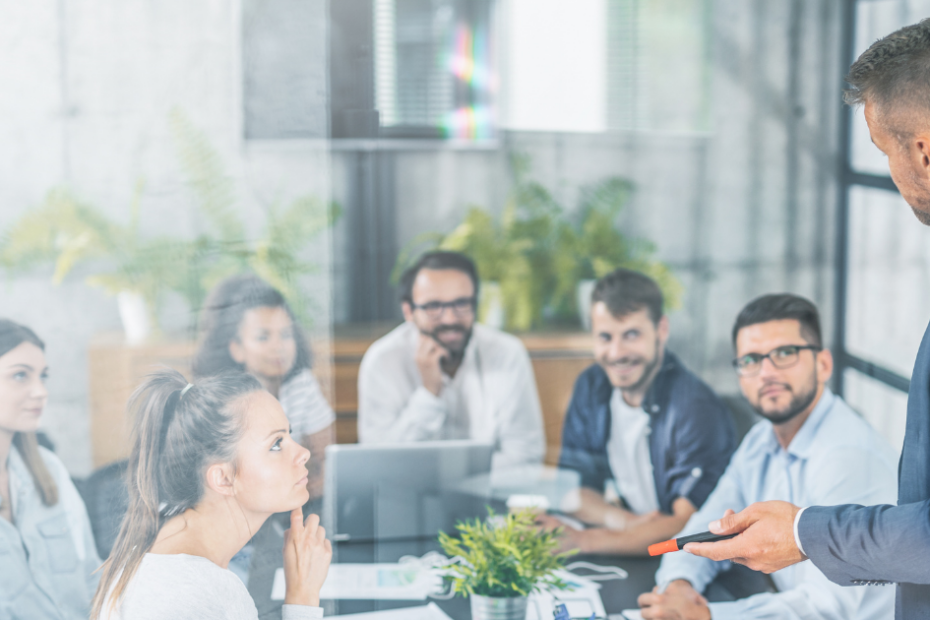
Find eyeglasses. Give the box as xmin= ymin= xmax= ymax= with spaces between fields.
xmin=732 ymin=344 xmax=821 ymax=377
xmin=410 ymin=297 xmax=476 ymax=320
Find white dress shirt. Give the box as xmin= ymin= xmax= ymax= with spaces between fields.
xmin=357 ymin=322 xmax=545 ymax=470
xmin=655 ymin=390 xmax=897 ymax=620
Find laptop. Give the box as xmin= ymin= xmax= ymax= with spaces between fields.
xmin=322 ymin=441 xmax=495 ymax=542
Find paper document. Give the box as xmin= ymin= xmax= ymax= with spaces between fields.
xmin=526 ymin=570 xmax=606 ymax=620
xmin=271 ymin=564 xmax=438 ymax=601
xmin=331 ymin=602 xmax=453 ymax=619
xmin=617 ymin=610 xmax=643 ymax=620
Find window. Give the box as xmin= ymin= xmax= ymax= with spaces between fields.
xmin=501 ymin=0 xmax=711 ymax=133
xmin=835 ymin=0 xmax=930 ymax=452
xmin=374 ymin=0 xmax=495 ymax=139
xmin=844 ymin=368 xmax=908 ymax=454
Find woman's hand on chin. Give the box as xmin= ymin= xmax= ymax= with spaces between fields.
xmin=283 ymin=508 xmax=333 ymax=607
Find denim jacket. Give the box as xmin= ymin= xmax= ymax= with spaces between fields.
xmin=558 ymin=351 xmax=737 ymax=514
xmin=0 ymin=445 xmax=101 ymax=620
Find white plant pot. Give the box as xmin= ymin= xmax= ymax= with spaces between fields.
xmin=117 ymin=291 xmax=151 ymax=345
xmin=470 ymin=594 xmax=528 ymax=620
xmin=479 ymin=281 xmax=505 ymax=329
xmin=576 ymin=279 xmax=597 ymax=331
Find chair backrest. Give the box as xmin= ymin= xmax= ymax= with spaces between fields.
xmin=74 ymin=460 xmax=130 ymax=559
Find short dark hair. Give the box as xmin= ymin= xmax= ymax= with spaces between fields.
xmin=192 ymin=273 xmax=312 ymax=379
xmin=591 ymin=268 xmax=663 ymax=324
xmin=845 ymin=19 xmax=930 ymax=137
xmin=731 ymin=294 xmax=822 ymax=349
xmin=399 ymin=251 xmax=480 ymax=304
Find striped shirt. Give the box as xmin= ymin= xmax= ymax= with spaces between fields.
xmin=277 ymin=369 xmax=335 ymax=440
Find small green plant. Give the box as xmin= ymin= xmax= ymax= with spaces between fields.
xmin=438 ymin=509 xmax=574 ymax=598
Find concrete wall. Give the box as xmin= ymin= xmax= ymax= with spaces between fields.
xmin=0 ymin=0 xmax=334 ymax=476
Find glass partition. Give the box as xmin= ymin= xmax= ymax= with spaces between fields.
xmin=0 ymin=1 xmax=893 ymax=617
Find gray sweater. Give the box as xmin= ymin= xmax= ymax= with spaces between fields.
xmin=99 ymin=553 xmax=323 ymax=620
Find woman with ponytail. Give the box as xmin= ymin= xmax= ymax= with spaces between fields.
xmin=0 ymin=319 xmax=101 ymax=619
xmin=92 ymin=368 xmax=331 ymax=619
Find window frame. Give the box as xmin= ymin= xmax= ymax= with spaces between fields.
xmin=833 ymin=0 xmax=911 ymax=397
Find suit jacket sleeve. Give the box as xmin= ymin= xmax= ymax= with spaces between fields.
xmin=800 ymin=500 xmax=930 ymax=585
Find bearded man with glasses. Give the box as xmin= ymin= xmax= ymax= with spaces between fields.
xmin=638 ymin=294 xmax=896 ymax=620
xmin=357 ymin=251 xmax=545 ymax=469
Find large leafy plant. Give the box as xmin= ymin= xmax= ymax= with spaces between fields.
xmin=0 ymin=109 xmax=338 ymax=330
xmin=395 ymin=156 xmax=680 ymax=331
xmin=393 ymin=156 xmax=560 ymax=332
xmin=438 ymin=509 xmax=573 ymax=598
xmin=548 ymin=177 xmax=682 ymax=319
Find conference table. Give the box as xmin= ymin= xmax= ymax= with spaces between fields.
xmin=247 ymin=510 xmax=661 ymax=620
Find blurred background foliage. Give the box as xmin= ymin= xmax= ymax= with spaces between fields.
xmin=0 ymin=109 xmax=340 ymax=332
xmin=394 ymin=155 xmax=681 ymax=331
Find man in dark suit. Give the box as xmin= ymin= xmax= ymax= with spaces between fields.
xmin=684 ymin=19 xmax=930 ymax=620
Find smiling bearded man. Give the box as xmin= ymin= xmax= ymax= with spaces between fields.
xmin=542 ymin=268 xmax=736 ymax=556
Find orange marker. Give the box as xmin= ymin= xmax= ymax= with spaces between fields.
xmin=648 ymin=531 xmax=737 ymax=556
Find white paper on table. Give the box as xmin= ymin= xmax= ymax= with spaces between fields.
xmin=617 ymin=610 xmax=643 ymax=620
xmin=331 ymin=602 xmax=453 ymax=619
xmin=271 ymin=564 xmax=438 ymax=601
xmin=525 ymin=571 xmax=606 ymax=620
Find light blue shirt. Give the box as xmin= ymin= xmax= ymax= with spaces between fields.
xmin=655 ymin=389 xmax=897 ymax=620
xmin=0 ymin=445 xmax=101 ymax=619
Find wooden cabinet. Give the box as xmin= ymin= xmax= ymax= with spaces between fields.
xmin=88 ymin=327 xmax=593 ymax=469
xmin=88 ymin=334 xmax=197 ymax=468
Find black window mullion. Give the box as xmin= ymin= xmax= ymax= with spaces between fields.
xmin=835 ymin=0 xmax=909 ymax=396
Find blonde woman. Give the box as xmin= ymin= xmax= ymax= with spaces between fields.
xmin=92 ymin=369 xmax=331 ymax=619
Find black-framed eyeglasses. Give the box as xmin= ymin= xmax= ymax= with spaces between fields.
xmin=410 ymin=296 xmax=476 ymax=320
xmin=732 ymin=344 xmax=821 ymax=377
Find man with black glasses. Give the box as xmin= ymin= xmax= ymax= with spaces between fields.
xmin=638 ymin=294 xmax=895 ymax=620
xmin=357 ymin=251 xmax=545 ymax=469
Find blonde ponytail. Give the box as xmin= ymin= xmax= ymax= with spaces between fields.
xmin=91 ymin=369 xmax=261 ymax=619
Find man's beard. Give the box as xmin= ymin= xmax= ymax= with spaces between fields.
xmin=426 ymin=324 xmax=473 ymax=364
xmin=753 ymin=377 xmax=818 ymax=425
xmin=912 ymin=205 xmax=930 ymax=226
xmin=603 ymin=340 xmax=662 ymax=393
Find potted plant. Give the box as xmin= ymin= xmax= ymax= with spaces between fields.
xmin=438 ymin=509 xmax=574 ymax=620
xmin=394 ymin=155 xmax=681 ymax=332
xmin=392 ymin=155 xmax=562 ymax=332
xmin=549 ymin=177 xmax=682 ymax=329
